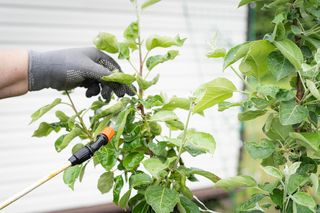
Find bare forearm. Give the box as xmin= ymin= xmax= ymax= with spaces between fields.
xmin=0 ymin=49 xmax=28 ymax=99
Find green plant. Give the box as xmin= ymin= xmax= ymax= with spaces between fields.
xmin=30 ymin=0 xmax=225 ymax=212
xmin=207 ymin=0 xmax=320 ymax=212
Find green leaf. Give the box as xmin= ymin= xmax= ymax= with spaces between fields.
xmin=63 ymin=165 xmax=81 ymax=190
xmin=93 ymin=116 xmax=111 ymax=137
xmin=262 ymin=166 xmax=283 ymax=179
xmin=267 ymin=51 xmax=296 ymax=81
xmin=143 ymin=157 xmax=176 ymax=177
xmin=207 ymin=48 xmax=226 ymax=58
xmin=190 ymin=168 xmax=220 ymax=183
xmin=124 ymin=21 xmax=138 ymax=42
xmin=101 ymin=71 xmax=136 ymax=85
xmin=119 ymin=189 xmax=132 ymax=209
xmin=136 ymin=74 xmax=159 ymax=90
xmin=214 ymin=175 xmax=256 ymax=190
xmin=306 ymin=79 xmax=320 ymax=100
xmin=162 ymin=97 xmax=191 ymax=111
xmin=245 ymin=139 xmax=275 ymax=159
xmin=146 ymin=35 xmax=186 ymax=51
xmin=165 ymin=120 xmax=184 ymax=131
xmin=169 ymin=130 xmax=216 ymax=156
xmin=123 ymin=152 xmax=144 ymax=170
xmin=289 ymin=132 xmax=320 ymax=153
xmin=72 ymin=143 xmax=84 ymax=154
xmin=238 ymin=0 xmax=257 ymax=7
xmin=55 ymin=126 xmax=81 ymax=152
xmin=279 ymin=101 xmax=308 ymax=125
xmin=141 ymin=0 xmax=161 ymax=9
xmin=148 ymin=142 xmax=167 ymax=157
xmin=274 ymin=39 xmax=303 ymax=69
xmin=223 ymin=41 xmax=251 ymax=69
xmin=179 ymin=196 xmax=200 ymax=213
xmin=113 ymin=175 xmax=124 ymax=204
xmin=287 ymin=174 xmax=308 ymax=195
xmin=292 ymin=192 xmax=316 ymax=211
xmin=97 ymin=172 xmax=114 ymax=194
xmin=129 ymin=173 xmax=153 ymax=188
xmin=193 ymin=77 xmax=236 ymax=113
xmin=218 ymin=101 xmax=242 ymax=111
xmin=55 ymin=110 xmax=69 ymax=122
xmin=142 ymin=95 xmax=165 ymax=109
xmin=114 ymin=108 xmax=131 ymax=148
xmin=32 ymin=122 xmax=57 ymax=137
xmin=118 ymin=42 xmax=130 ymax=59
xmin=30 ymin=98 xmax=61 ymax=123
xmin=243 ymin=40 xmax=276 ymax=80
xmin=263 ymin=116 xmax=293 ymax=141
xmin=238 ymin=110 xmax=267 ymax=121
xmin=94 ymin=32 xmax=119 ymax=53
xmin=150 ymin=110 xmax=178 ymax=122
xmin=95 ymin=146 xmax=118 ymax=171
xmin=146 ymin=50 xmax=179 ymax=71
xmin=145 ymin=185 xmax=179 ymax=213
xmin=237 ymin=194 xmax=266 ymax=211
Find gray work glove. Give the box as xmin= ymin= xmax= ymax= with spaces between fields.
xmin=28 ymin=47 xmax=135 ymax=102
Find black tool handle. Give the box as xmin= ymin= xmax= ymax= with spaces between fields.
xmin=68 ymin=134 xmax=108 ymax=166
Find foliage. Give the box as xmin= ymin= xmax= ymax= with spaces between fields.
xmin=31 ymin=0 xmax=221 ymax=212
xmin=31 ymin=0 xmax=320 ymax=212
xmin=219 ymin=0 xmax=320 ymax=212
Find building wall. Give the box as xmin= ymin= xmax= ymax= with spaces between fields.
xmin=0 ymin=0 xmax=247 ymax=212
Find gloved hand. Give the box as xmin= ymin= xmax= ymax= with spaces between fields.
xmin=28 ymin=47 xmax=135 ymax=102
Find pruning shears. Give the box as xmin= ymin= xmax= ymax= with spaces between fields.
xmin=0 ymin=126 xmax=115 ymax=210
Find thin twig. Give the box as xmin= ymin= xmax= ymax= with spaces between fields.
xmin=65 ymin=90 xmax=93 ymax=141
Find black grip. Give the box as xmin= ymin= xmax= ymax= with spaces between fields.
xmin=68 ymin=134 xmax=108 ymax=166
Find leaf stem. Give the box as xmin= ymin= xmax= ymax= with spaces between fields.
xmin=230 ymin=66 xmax=250 ymax=89
xmin=174 ymin=101 xmax=194 ymax=168
xmin=65 ymin=90 xmax=93 ymax=141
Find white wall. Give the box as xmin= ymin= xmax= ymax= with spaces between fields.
xmin=0 ymin=0 xmax=247 ymax=212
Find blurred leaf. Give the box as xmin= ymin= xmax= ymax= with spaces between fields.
xmin=141 ymin=0 xmax=161 ymax=9
xmin=119 ymin=189 xmax=132 ymax=209
xmin=279 ymin=101 xmax=308 ymax=125
xmin=146 ymin=50 xmax=179 ymax=70
xmin=245 ymin=139 xmax=275 ymax=159
xmin=32 ymin=122 xmax=58 ymax=137
xmin=287 ymin=174 xmax=308 ymax=195
xmin=124 ymin=22 xmax=138 ymax=42
xmin=63 ymin=165 xmax=81 ymax=190
xmin=238 ymin=0 xmax=257 ymax=7
xmin=306 ymin=79 xmax=320 ymax=100
xmin=179 ymin=196 xmax=200 ymax=213
xmin=146 ymin=35 xmax=186 ymax=51
xmin=55 ymin=110 xmax=69 ymax=122
xmin=143 ymin=157 xmax=176 ymax=177
xmin=262 ymin=166 xmax=283 ymax=179
xmin=214 ymin=175 xmax=256 ymax=190
xmin=129 ymin=173 xmax=153 ymax=188
xmin=238 ymin=110 xmax=267 ymax=121
xmin=145 ymin=185 xmax=179 ymax=213
xmin=165 ymin=120 xmax=184 ymax=131
xmin=95 ymin=145 xmax=118 ymax=171
xmin=123 ymin=152 xmax=144 ymax=170
xmin=137 ymin=74 xmax=159 ymax=90
xmin=101 ymin=71 xmax=136 ymax=85
xmin=292 ymin=192 xmax=316 ymax=211
xmin=207 ymin=48 xmax=226 ymax=58
xmin=289 ymin=132 xmax=320 ymax=152
xmin=193 ymin=77 xmax=236 ymax=113
xmin=162 ymin=96 xmax=191 ymax=111
xmin=94 ymin=32 xmax=119 ymax=53
xmin=223 ymin=41 xmax=251 ymax=69
xmin=150 ymin=110 xmax=178 ymax=122
xmin=55 ymin=126 xmax=82 ymax=152
xmin=274 ymin=39 xmax=303 ymax=69
xmin=237 ymin=194 xmax=266 ymax=211
xmin=267 ymin=51 xmax=296 ymax=81
xmin=98 ymin=172 xmax=114 ymax=194
xmin=113 ymin=175 xmax=124 ymax=204
xmin=30 ymin=98 xmax=61 ymax=123
xmin=190 ymin=168 xmax=220 ymax=183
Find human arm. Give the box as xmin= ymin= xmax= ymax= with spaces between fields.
xmin=0 ymin=49 xmax=28 ymax=99
xmin=0 ymin=47 xmax=134 ymax=100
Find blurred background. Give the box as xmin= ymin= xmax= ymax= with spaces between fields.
xmin=0 ymin=0 xmax=263 ymax=212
